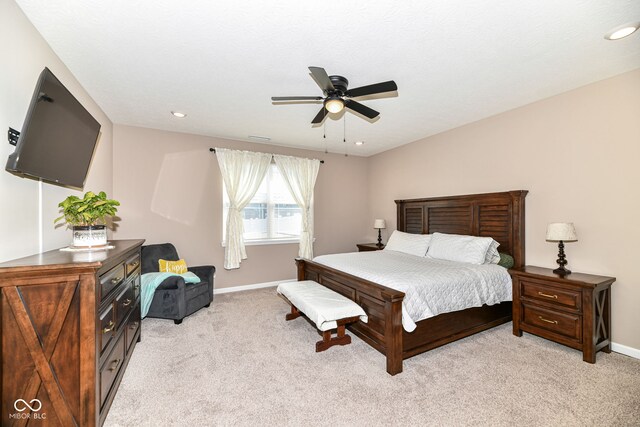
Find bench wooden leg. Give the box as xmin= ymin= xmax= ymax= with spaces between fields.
xmin=316 ymin=325 xmax=352 ymax=352
xmin=285 ymin=305 xmax=301 ymax=321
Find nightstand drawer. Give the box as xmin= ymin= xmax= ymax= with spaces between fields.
xmin=522 ymin=304 xmax=581 ymax=341
xmin=520 ymin=279 xmax=581 ymax=310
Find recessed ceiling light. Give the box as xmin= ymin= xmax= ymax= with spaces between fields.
xmin=354 ymin=141 xmax=365 ymax=146
xmin=248 ymin=135 xmax=271 ymax=141
xmin=604 ymin=23 xmax=640 ymax=40
xmin=171 ymin=111 xmax=187 ymax=118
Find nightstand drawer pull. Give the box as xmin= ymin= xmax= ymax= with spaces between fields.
xmin=538 ymin=316 xmax=558 ymax=325
xmin=537 ymin=291 xmax=558 ymax=299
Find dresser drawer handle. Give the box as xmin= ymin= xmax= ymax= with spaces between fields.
xmin=538 ymin=316 xmax=558 ymax=325
xmin=129 ymin=260 xmax=140 ymax=268
xmin=130 ymin=321 xmax=139 ymax=330
xmin=108 ymin=358 xmax=121 ymax=372
xmin=110 ymin=277 xmax=122 ymax=285
xmin=122 ymin=298 xmax=132 ymax=307
xmin=538 ymin=291 xmax=558 ymax=299
xmin=102 ymin=320 xmax=115 ymax=334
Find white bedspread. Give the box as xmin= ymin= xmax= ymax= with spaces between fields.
xmin=313 ymin=251 xmax=512 ymax=332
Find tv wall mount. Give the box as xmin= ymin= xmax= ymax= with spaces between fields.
xmin=8 ymin=127 xmax=19 ymax=146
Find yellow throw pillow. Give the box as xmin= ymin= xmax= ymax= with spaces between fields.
xmin=158 ymin=259 xmax=188 ymax=274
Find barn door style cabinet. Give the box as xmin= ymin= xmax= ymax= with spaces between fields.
xmin=0 ymin=239 xmax=144 ymax=426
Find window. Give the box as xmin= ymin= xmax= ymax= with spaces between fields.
xmin=223 ymin=164 xmax=302 ymax=243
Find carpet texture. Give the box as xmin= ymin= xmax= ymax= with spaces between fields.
xmin=105 ymin=288 xmax=640 ymax=426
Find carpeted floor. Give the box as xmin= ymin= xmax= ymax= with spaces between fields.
xmin=105 ymin=288 xmax=640 ymax=426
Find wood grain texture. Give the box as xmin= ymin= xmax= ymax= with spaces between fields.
xmin=0 ymin=240 xmax=143 ymax=426
xmin=298 ymin=190 xmax=527 ymax=374
xmin=510 ymin=266 xmax=615 ymax=363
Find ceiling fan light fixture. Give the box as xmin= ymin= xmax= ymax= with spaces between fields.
xmin=325 ymin=97 xmax=344 ymax=113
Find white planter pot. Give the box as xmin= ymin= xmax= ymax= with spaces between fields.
xmin=72 ymin=225 xmax=107 ymax=248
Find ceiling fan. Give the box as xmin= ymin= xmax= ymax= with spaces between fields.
xmin=271 ymin=66 xmax=398 ymax=124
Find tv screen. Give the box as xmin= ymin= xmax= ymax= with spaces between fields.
xmin=6 ymin=67 xmax=101 ymax=189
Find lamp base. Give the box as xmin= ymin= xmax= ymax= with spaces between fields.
xmin=553 ymin=267 xmax=571 ymax=276
xmin=554 ymin=240 xmax=571 ymax=276
xmin=376 ymin=228 xmax=383 ymax=248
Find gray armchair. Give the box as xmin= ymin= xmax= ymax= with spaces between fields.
xmin=141 ymin=243 xmax=215 ymax=324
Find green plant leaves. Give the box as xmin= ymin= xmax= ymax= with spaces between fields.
xmin=54 ymin=191 xmax=120 ymax=227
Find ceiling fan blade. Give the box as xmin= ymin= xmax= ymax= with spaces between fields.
xmin=311 ymin=107 xmax=328 ymax=124
xmin=309 ymin=66 xmax=335 ymax=93
xmin=345 ymin=100 xmax=379 ymax=119
xmin=271 ymin=96 xmax=323 ymax=101
xmin=345 ymin=80 xmax=398 ymax=98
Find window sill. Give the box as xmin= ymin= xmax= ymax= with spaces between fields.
xmin=221 ymin=238 xmax=301 ymax=247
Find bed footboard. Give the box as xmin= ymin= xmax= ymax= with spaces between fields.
xmin=296 ymin=258 xmax=405 ymax=375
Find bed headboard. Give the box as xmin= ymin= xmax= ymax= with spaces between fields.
xmin=395 ymin=190 xmax=527 ymax=268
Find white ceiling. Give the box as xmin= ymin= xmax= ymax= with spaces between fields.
xmin=15 ymin=0 xmax=640 ymax=156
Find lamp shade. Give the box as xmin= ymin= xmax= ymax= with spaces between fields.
xmin=546 ymin=223 xmax=578 ymax=242
xmin=373 ymin=219 xmax=386 ymax=229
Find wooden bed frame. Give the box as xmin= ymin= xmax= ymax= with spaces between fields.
xmin=295 ymin=190 xmax=527 ymax=375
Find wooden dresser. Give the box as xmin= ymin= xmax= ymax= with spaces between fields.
xmin=510 ymin=265 xmax=615 ymax=363
xmin=0 ymin=239 xmax=144 ymax=426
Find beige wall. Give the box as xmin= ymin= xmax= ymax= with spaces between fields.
xmin=112 ymin=125 xmax=369 ymax=288
xmin=368 ymin=69 xmax=640 ymax=350
xmin=0 ymin=0 xmax=114 ymax=262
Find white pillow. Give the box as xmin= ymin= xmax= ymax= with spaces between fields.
xmin=384 ymin=230 xmax=431 ymax=257
xmin=484 ymin=239 xmax=501 ymax=264
xmin=427 ymin=232 xmax=494 ymax=265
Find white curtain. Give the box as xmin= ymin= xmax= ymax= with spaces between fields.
xmin=274 ymin=154 xmax=320 ymax=259
xmin=216 ymin=148 xmax=272 ymax=270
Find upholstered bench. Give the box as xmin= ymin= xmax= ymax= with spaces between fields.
xmin=277 ymin=280 xmax=368 ymax=352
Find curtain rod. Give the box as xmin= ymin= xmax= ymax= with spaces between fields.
xmin=209 ymin=148 xmax=324 ymax=164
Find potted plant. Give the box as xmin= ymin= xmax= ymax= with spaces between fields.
xmin=54 ymin=191 xmax=120 ymax=248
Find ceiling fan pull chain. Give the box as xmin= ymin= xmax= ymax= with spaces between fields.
xmin=323 ymin=114 xmax=328 ymax=153
xmin=344 ymin=115 xmax=348 ymax=157
xmin=343 ymin=114 xmax=346 ymax=143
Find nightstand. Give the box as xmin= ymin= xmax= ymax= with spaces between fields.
xmin=510 ymin=266 xmax=615 ymax=363
xmin=357 ymin=243 xmax=385 ymax=252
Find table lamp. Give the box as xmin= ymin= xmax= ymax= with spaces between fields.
xmin=374 ymin=219 xmax=386 ymax=248
xmin=546 ymin=222 xmax=578 ymax=275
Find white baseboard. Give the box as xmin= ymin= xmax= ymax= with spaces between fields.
xmin=611 ymin=342 xmax=640 ymax=360
xmin=214 ymin=278 xmax=295 ymax=295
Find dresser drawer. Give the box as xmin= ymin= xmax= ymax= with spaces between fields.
xmin=131 ymin=273 xmax=141 ymax=300
xmin=520 ymin=279 xmax=581 ymax=310
xmin=125 ymin=254 xmax=141 ymax=277
xmin=115 ymin=281 xmax=136 ymax=328
xmin=522 ymin=304 xmax=582 ymax=341
xmin=100 ymin=333 xmax=126 ymax=408
xmin=125 ymin=303 xmax=141 ymax=354
xmin=100 ymin=264 xmax=125 ymax=301
xmin=99 ymin=304 xmax=116 ymax=353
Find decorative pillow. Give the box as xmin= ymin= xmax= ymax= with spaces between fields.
xmin=497 ymin=253 xmax=514 ymax=269
xmin=158 ymin=259 xmax=188 ymax=274
xmin=427 ymin=232 xmax=494 ymax=265
xmin=484 ymin=239 xmax=501 ymax=264
xmin=384 ymin=230 xmax=431 ymax=257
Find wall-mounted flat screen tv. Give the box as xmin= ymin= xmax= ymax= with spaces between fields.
xmin=5 ymin=67 xmax=101 ymax=189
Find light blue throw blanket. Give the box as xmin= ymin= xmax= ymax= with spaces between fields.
xmin=140 ymin=272 xmax=201 ymax=318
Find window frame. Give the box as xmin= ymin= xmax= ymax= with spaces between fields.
xmin=222 ymin=164 xmax=304 ymax=246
